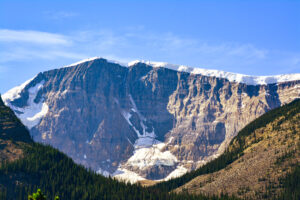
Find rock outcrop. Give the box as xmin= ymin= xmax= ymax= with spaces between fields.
xmin=2 ymin=58 xmax=300 ymax=181
xmin=174 ymin=99 xmax=300 ymax=199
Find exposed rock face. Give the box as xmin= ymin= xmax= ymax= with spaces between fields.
xmin=175 ymin=100 xmax=300 ymax=199
xmin=2 ymin=58 xmax=300 ymax=181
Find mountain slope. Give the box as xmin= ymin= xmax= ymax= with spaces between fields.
xmin=3 ymin=57 xmax=300 ymax=181
xmin=0 ymin=96 xmax=32 ymax=163
xmin=152 ymin=99 xmax=300 ymax=199
xmin=1 ymin=95 xmax=237 ymax=200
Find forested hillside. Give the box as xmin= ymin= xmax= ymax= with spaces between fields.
xmin=152 ymin=99 xmax=300 ymax=199
xmin=1 ymin=94 xmax=298 ymax=199
xmin=0 ymin=95 xmax=236 ymax=200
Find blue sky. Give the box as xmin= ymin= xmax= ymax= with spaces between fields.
xmin=0 ymin=0 xmax=300 ymax=93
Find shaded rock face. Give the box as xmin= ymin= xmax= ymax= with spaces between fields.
xmin=3 ymin=58 xmax=300 ymax=180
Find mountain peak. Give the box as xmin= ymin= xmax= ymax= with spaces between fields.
xmin=2 ymin=57 xmax=300 ymax=182
xmin=61 ymin=57 xmax=300 ymax=85
xmin=127 ymin=59 xmax=300 ymax=85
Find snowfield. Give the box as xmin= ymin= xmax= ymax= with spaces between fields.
xmin=2 ymin=79 xmax=49 ymax=129
xmin=128 ymin=60 xmax=300 ymax=85
xmin=48 ymin=57 xmax=300 ymax=86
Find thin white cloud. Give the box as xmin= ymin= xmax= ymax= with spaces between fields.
xmin=117 ymin=31 xmax=267 ymax=61
xmin=0 ymin=47 xmax=87 ymax=63
xmin=44 ymin=11 xmax=79 ymax=20
xmin=0 ymin=28 xmax=299 ymax=75
xmin=0 ymin=29 xmax=70 ymax=45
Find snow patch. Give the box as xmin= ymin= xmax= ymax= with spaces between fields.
xmin=163 ymin=165 xmax=188 ymax=181
xmin=121 ymin=95 xmax=154 ymax=138
xmin=127 ymin=144 xmax=177 ymax=169
xmin=113 ymin=168 xmax=145 ymax=184
xmin=190 ymin=68 xmax=300 ymax=85
xmin=121 ymin=110 xmax=133 ymax=126
xmin=3 ymin=80 xmax=49 ymax=129
xmin=62 ymin=57 xmax=127 ymax=69
xmin=134 ymin=136 xmax=160 ymax=148
xmin=128 ymin=60 xmax=300 ymax=85
xmin=116 ymin=94 xmax=180 ymax=182
xmin=96 ymin=168 xmax=110 ymax=177
xmin=50 ymin=57 xmax=300 ymax=86
xmin=2 ymin=76 xmax=35 ymax=103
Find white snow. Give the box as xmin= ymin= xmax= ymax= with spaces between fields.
xmin=2 ymin=76 xmax=35 ymax=103
xmin=134 ymin=136 xmax=160 ymax=148
xmin=121 ymin=110 xmax=133 ymax=126
xmin=163 ymin=165 xmax=188 ymax=181
xmin=2 ymin=80 xmax=49 ymax=129
xmin=49 ymin=57 xmax=300 ymax=86
xmin=63 ymin=57 xmax=101 ymax=68
xmin=128 ymin=60 xmax=300 ymax=85
xmin=96 ymin=168 xmax=110 ymax=177
xmin=121 ymin=95 xmax=155 ymax=138
xmin=113 ymin=168 xmax=145 ymax=184
xmin=116 ymin=94 xmax=180 ymax=182
xmin=58 ymin=57 xmax=300 ymax=86
xmin=127 ymin=143 xmax=177 ymax=169
xmin=190 ymin=68 xmax=300 ymax=85
xmin=62 ymin=57 xmax=127 ymax=68
xmin=127 ymin=60 xmax=141 ymax=66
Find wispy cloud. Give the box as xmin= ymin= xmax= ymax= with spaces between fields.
xmin=0 ymin=47 xmax=87 ymax=63
xmin=0 ymin=28 xmax=299 ymax=75
xmin=0 ymin=29 xmax=70 ymax=45
xmin=44 ymin=11 xmax=79 ymax=20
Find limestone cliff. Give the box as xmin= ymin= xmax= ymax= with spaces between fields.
xmin=2 ymin=58 xmax=300 ymax=181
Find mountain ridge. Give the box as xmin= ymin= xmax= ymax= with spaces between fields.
xmin=153 ymin=98 xmax=300 ymax=199
xmin=2 ymin=57 xmax=300 ymax=181
xmin=1 ymin=95 xmax=226 ymax=200
xmin=52 ymin=57 xmax=300 ymax=85
xmin=0 ymin=94 xmax=32 ymax=164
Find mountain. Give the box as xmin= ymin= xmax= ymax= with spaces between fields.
xmin=1 ymin=95 xmax=233 ymax=200
xmin=0 ymin=96 xmax=32 ymax=163
xmin=2 ymin=57 xmax=300 ymax=181
xmin=153 ymin=99 xmax=300 ymax=200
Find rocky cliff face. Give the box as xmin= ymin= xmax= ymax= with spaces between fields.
xmin=2 ymin=58 xmax=300 ymax=181
xmin=175 ymin=99 xmax=300 ymax=199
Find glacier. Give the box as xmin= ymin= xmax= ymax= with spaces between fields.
xmin=59 ymin=57 xmax=300 ymax=85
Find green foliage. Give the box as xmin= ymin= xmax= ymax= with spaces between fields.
xmin=28 ymin=189 xmax=46 ymax=200
xmin=27 ymin=188 xmax=60 ymax=200
xmin=0 ymin=142 xmax=234 ymax=200
xmin=0 ymin=96 xmax=32 ymax=143
xmin=1 ymin=96 xmax=298 ymax=199
xmin=0 ymin=95 xmax=237 ymax=200
xmin=279 ymin=165 xmax=300 ymax=200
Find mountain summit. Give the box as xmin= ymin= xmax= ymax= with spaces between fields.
xmin=2 ymin=57 xmax=300 ymax=181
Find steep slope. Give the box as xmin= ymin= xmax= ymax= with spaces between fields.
xmin=0 ymin=96 xmax=32 ymax=163
xmin=154 ymin=99 xmax=300 ymax=199
xmin=0 ymin=95 xmax=235 ymax=200
xmin=3 ymin=58 xmax=300 ymax=181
